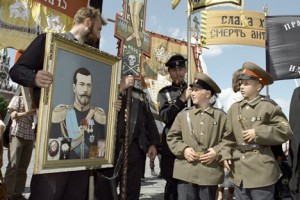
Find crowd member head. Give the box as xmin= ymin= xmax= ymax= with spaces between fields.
xmin=73 ymin=67 xmax=92 ymax=107
xmin=232 ymin=68 xmax=243 ymax=93
xmin=72 ymin=7 xmax=107 ymax=46
xmin=190 ymin=72 xmax=221 ymax=106
xmin=239 ymin=62 xmax=273 ymax=100
xmin=165 ymin=54 xmax=187 ymax=85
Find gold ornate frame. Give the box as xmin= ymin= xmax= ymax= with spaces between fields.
xmin=34 ymin=33 xmax=120 ymax=174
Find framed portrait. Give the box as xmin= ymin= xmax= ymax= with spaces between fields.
xmin=34 ymin=33 xmax=120 ymax=174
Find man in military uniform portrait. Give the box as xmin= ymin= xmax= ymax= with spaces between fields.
xmin=50 ymin=67 xmax=106 ymax=159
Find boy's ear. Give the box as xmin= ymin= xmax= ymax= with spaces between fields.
xmin=257 ymin=83 xmax=263 ymax=91
xmin=206 ymin=90 xmax=212 ymax=98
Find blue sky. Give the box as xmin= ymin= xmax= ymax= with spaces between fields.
xmin=98 ymin=0 xmax=300 ymax=117
xmin=7 ymin=0 xmax=299 ymax=117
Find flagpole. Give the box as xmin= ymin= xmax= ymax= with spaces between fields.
xmin=187 ymin=1 xmax=192 ymax=107
xmin=263 ymin=4 xmax=270 ymax=97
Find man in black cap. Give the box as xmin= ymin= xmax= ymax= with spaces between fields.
xmin=157 ymin=54 xmax=191 ymax=199
xmin=219 ymin=62 xmax=292 ymax=200
xmin=167 ymin=71 xmax=226 ymax=200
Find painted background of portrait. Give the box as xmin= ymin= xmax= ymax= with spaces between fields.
xmin=52 ymin=48 xmax=112 ymax=112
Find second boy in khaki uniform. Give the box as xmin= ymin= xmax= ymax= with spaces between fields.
xmin=220 ymin=62 xmax=292 ymax=200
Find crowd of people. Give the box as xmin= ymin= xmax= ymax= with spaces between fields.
xmin=1 ymin=5 xmax=300 ymax=200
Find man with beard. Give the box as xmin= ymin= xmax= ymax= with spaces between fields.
xmin=9 ymin=7 xmax=106 ymax=200
xmin=50 ymin=68 xmax=106 ymax=159
xmin=157 ymin=54 xmax=191 ymax=200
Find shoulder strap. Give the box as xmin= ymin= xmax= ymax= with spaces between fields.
xmin=238 ymin=102 xmax=246 ymax=131
xmin=17 ymin=96 xmax=22 ymax=112
xmin=186 ymin=111 xmax=208 ymax=151
xmin=186 ymin=111 xmax=194 ymax=134
xmin=165 ymin=92 xmax=172 ymax=104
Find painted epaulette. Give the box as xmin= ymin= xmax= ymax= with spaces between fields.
xmin=92 ymin=107 xmax=106 ymax=125
xmin=52 ymin=104 xmax=72 ymax=123
xmin=260 ymin=96 xmax=278 ymax=106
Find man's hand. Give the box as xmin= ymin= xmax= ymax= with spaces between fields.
xmin=113 ymin=97 xmax=122 ymax=112
xmin=35 ymin=70 xmax=53 ymax=88
xmin=28 ymin=109 xmax=37 ymax=116
xmin=243 ymin=129 xmax=256 ymax=143
xmin=199 ymin=148 xmax=217 ymax=165
xmin=184 ymin=147 xmax=198 ymax=162
xmin=179 ymin=87 xmax=192 ymax=102
xmin=147 ymin=145 xmax=157 ymax=161
xmin=224 ymin=159 xmax=232 ymax=172
xmin=119 ymin=75 xmax=134 ymax=92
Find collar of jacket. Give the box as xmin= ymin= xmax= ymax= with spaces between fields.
xmin=240 ymin=95 xmax=263 ymax=107
xmin=73 ymin=102 xmax=91 ymax=112
xmin=192 ymin=106 xmax=213 ymax=115
xmin=171 ymin=82 xmax=187 ymax=89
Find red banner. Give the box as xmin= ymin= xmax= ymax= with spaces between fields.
xmin=33 ymin=0 xmax=88 ymax=17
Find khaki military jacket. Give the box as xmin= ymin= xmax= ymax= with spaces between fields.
xmin=220 ymin=95 xmax=292 ymax=188
xmin=167 ymin=106 xmax=226 ymax=185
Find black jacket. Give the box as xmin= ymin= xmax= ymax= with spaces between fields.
xmin=289 ymin=86 xmax=300 ymax=193
xmin=9 ymin=33 xmax=47 ymax=106
xmin=117 ymin=87 xmax=160 ymax=157
xmin=157 ymin=82 xmax=187 ymax=156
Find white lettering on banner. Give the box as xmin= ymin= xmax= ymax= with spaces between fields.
xmin=289 ymin=65 xmax=300 ymax=75
xmin=284 ymin=20 xmax=300 ymax=31
xmin=44 ymin=0 xmax=68 ymax=9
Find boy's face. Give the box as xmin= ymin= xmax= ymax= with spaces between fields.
xmin=239 ymin=79 xmax=262 ymax=100
xmin=191 ymin=86 xmax=211 ymax=106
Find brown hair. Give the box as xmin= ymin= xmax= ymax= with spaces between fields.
xmin=73 ymin=7 xmax=107 ymax=26
xmin=232 ymin=68 xmax=243 ymax=93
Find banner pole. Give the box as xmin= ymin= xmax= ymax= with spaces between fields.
xmin=187 ymin=1 xmax=192 ymax=107
xmin=263 ymin=4 xmax=270 ymax=97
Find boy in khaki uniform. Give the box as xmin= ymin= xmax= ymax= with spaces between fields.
xmin=220 ymin=62 xmax=292 ymax=200
xmin=167 ymin=72 xmax=226 ymax=200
